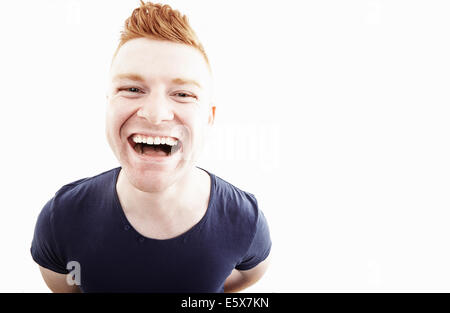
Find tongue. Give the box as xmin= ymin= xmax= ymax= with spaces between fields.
xmin=142 ymin=145 xmax=167 ymax=157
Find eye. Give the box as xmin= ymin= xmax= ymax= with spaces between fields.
xmin=127 ymin=87 xmax=140 ymax=93
xmin=174 ymin=92 xmax=197 ymax=99
xmin=117 ymin=87 xmax=142 ymax=93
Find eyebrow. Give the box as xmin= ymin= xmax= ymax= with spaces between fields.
xmin=171 ymin=78 xmax=202 ymax=89
xmin=112 ymin=73 xmax=202 ymax=89
xmin=112 ymin=73 xmax=146 ymax=82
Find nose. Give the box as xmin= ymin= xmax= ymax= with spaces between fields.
xmin=137 ymin=90 xmax=174 ymax=124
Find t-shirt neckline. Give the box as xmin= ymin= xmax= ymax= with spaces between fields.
xmin=111 ymin=166 xmax=215 ymax=243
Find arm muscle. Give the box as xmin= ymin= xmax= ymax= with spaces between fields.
xmin=38 ymin=266 xmax=81 ymax=293
xmin=224 ymin=254 xmax=271 ymax=293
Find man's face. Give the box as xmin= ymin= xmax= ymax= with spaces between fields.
xmin=106 ymin=38 xmax=214 ymax=192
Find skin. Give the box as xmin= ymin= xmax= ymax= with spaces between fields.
xmin=106 ymin=38 xmax=215 ymax=226
xmin=38 ymin=37 xmax=270 ymax=292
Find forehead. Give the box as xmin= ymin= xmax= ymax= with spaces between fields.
xmin=110 ymin=38 xmax=211 ymax=87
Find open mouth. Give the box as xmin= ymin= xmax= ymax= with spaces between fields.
xmin=128 ymin=134 xmax=182 ymax=157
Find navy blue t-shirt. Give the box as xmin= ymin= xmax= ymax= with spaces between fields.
xmin=30 ymin=167 xmax=272 ymax=293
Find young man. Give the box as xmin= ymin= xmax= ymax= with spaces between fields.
xmin=30 ymin=1 xmax=271 ymax=293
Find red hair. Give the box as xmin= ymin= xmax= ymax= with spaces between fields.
xmin=113 ymin=1 xmax=210 ymax=69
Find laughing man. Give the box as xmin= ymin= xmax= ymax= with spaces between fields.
xmin=30 ymin=1 xmax=272 ymax=293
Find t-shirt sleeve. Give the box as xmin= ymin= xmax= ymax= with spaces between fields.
xmin=30 ymin=198 xmax=68 ymax=274
xmin=235 ymin=207 xmax=272 ymax=271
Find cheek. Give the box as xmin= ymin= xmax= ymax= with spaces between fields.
xmin=105 ymin=103 xmax=135 ymax=158
xmin=185 ymin=109 xmax=210 ymax=146
xmin=106 ymin=99 xmax=135 ymax=136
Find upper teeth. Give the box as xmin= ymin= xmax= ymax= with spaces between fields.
xmin=132 ymin=135 xmax=178 ymax=146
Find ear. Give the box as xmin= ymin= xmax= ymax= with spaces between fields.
xmin=208 ymin=105 xmax=216 ymax=126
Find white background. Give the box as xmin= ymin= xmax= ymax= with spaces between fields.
xmin=0 ymin=0 xmax=449 ymax=292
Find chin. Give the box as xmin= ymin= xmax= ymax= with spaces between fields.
xmin=126 ymin=165 xmax=178 ymax=193
xmin=112 ymin=137 xmax=196 ymax=192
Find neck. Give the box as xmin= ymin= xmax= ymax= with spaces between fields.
xmin=116 ymin=166 xmax=201 ymax=220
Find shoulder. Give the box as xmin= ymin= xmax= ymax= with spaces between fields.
xmin=205 ymin=169 xmax=271 ymax=265
xmin=31 ymin=168 xmax=119 ymax=273
xmin=48 ymin=167 xmax=120 ymax=222
xmin=208 ymin=170 xmax=260 ymax=230
xmin=53 ymin=167 xmax=119 ymax=205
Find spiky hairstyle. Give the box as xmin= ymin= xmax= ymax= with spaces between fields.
xmin=113 ymin=1 xmax=210 ymax=69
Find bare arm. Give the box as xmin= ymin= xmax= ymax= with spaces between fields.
xmin=224 ymin=254 xmax=271 ymax=293
xmin=38 ymin=266 xmax=81 ymax=293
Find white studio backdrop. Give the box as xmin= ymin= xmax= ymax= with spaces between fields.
xmin=0 ymin=0 xmax=449 ymax=292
